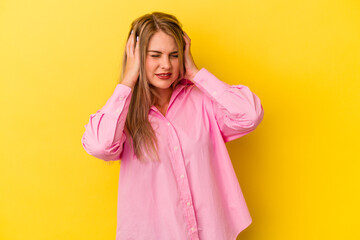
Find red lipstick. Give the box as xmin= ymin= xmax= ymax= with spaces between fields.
xmin=155 ymin=72 xmax=172 ymax=80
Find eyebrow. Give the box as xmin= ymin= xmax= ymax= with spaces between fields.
xmin=147 ymin=50 xmax=178 ymax=54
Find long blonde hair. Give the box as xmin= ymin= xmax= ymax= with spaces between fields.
xmin=120 ymin=12 xmax=186 ymax=163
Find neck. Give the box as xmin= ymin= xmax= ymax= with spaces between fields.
xmin=155 ymin=87 xmax=173 ymax=107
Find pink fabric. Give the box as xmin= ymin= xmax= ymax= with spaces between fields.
xmin=81 ymin=68 xmax=264 ymax=240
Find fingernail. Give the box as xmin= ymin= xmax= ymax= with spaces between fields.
xmin=136 ymin=36 xmax=139 ymax=41
xmin=131 ymin=30 xmax=133 ymax=34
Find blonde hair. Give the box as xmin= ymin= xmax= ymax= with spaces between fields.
xmin=120 ymin=12 xmax=186 ymax=163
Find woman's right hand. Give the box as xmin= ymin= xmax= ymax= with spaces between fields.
xmin=121 ymin=30 xmax=140 ymax=88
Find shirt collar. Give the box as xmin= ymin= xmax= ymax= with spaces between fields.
xmin=150 ymin=78 xmax=193 ymax=113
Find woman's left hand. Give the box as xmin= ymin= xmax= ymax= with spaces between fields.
xmin=182 ymin=31 xmax=199 ymax=81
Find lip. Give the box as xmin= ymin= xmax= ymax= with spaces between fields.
xmin=155 ymin=72 xmax=172 ymax=75
xmin=155 ymin=72 xmax=172 ymax=80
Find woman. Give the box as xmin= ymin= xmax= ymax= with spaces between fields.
xmin=81 ymin=11 xmax=264 ymax=240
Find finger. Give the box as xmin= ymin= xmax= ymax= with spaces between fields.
xmin=126 ymin=36 xmax=130 ymax=56
xmin=182 ymin=34 xmax=188 ymax=46
xmin=183 ymin=35 xmax=190 ymax=53
xmin=129 ymin=32 xmax=136 ymax=56
xmin=183 ymin=31 xmax=191 ymax=42
xmin=134 ymin=36 xmax=140 ymax=56
xmin=182 ymin=31 xmax=188 ymax=42
xmin=183 ymin=32 xmax=191 ymax=49
xmin=126 ymin=31 xmax=133 ymax=56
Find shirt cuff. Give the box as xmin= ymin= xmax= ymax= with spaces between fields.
xmin=192 ymin=68 xmax=230 ymax=101
xmin=100 ymin=83 xmax=132 ymax=115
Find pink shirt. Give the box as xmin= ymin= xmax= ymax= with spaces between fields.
xmin=81 ymin=68 xmax=264 ymax=240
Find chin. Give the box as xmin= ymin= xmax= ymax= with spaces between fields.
xmin=152 ymin=82 xmax=173 ymax=89
xmin=150 ymin=78 xmax=176 ymax=89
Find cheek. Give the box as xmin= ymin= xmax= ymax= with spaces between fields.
xmin=172 ymin=59 xmax=180 ymax=68
xmin=173 ymin=59 xmax=180 ymax=73
xmin=145 ymin=59 xmax=155 ymax=73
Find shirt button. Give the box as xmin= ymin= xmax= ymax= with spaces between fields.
xmin=167 ymin=122 xmax=170 ymax=126
xmin=180 ymin=174 xmax=184 ymax=178
xmin=213 ymin=91 xmax=217 ymax=95
xmin=174 ymin=146 xmax=178 ymax=151
xmin=187 ymin=201 xmax=191 ymax=206
xmin=119 ymin=96 xmax=125 ymax=100
xmin=115 ymin=108 xmax=120 ymax=113
xmin=191 ymin=227 xmax=196 ymax=232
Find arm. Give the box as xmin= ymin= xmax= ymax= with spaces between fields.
xmin=81 ymin=83 xmax=132 ymax=161
xmin=193 ymin=68 xmax=264 ymax=142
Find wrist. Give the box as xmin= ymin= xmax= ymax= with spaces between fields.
xmin=190 ymin=68 xmax=200 ymax=81
xmin=120 ymin=77 xmax=136 ymax=90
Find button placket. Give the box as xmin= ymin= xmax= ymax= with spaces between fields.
xmin=166 ymin=122 xmax=199 ymax=239
xmin=165 ymin=121 xmax=199 ymax=238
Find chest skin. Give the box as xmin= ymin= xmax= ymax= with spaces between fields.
xmin=155 ymin=103 xmax=169 ymax=117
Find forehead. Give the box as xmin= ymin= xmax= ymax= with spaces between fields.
xmin=147 ymin=31 xmax=178 ymax=52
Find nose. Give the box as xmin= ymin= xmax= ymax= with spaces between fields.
xmin=160 ymin=55 xmax=171 ymax=70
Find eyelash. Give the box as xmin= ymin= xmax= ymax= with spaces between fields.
xmin=151 ymin=55 xmax=178 ymax=58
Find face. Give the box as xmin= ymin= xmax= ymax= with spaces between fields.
xmin=145 ymin=31 xmax=180 ymax=91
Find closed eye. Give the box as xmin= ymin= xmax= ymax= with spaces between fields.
xmin=150 ymin=55 xmax=178 ymax=58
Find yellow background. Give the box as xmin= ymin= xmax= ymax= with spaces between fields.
xmin=1 ymin=0 xmax=359 ymax=239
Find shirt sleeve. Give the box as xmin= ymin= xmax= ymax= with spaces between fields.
xmin=81 ymin=83 xmax=132 ymax=161
xmin=192 ymin=68 xmax=264 ymax=143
